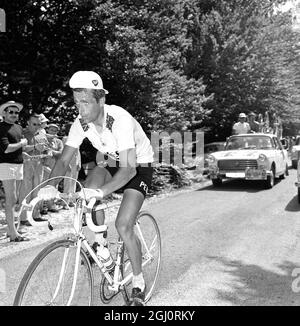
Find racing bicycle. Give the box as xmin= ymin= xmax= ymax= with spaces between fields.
xmin=13 ymin=176 xmax=161 ymax=306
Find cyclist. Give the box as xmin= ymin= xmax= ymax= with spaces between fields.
xmin=44 ymin=71 xmax=154 ymax=306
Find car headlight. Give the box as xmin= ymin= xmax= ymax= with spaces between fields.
xmin=258 ymin=154 xmax=267 ymax=162
xmin=292 ymin=148 xmax=297 ymax=153
xmin=207 ymin=155 xmax=216 ymax=165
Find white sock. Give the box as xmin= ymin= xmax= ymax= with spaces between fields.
xmin=132 ymin=273 xmax=145 ymax=292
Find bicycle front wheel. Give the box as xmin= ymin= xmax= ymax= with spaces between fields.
xmin=123 ymin=211 xmax=161 ymax=303
xmin=14 ymin=239 xmax=94 ymax=306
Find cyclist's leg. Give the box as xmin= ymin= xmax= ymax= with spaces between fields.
xmin=115 ymin=189 xmax=145 ymax=304
xmin=84 ymin=165 xmax=112 ymax=225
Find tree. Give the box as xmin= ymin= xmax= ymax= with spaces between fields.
xmin=0 ymin=0 xmax=99 ymax=121
xmin=183 ymin=0 xmax=297 ymax=141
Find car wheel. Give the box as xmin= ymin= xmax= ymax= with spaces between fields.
xmin=292 ymin=160 xmax=298 ymax=169
xmin=212 ymin=178 xmax=222 ymax=187
xmin=285 ymin=164 xmax=289 ymax=177
xmin=279 ymin=164 xmax=289 ymax=179
xmin=264 ymin=167 xmax=275 ymax=189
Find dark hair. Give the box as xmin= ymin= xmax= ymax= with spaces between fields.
xmin=27 ymin=113 xmax=41 ymax=121
xmin=73 ymin=88 xmax=106 ymax=103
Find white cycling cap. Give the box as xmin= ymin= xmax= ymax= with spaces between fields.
xmin=69 ymin=71 xmax=109 ymax=94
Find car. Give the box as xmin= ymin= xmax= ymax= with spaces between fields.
xmin=291 ymin=136 xmax=300 ymax=169
xmin=203 ymin=142 xmax=226 ymax=174
xmin=207 ymin=133 xmax=289 ymax=189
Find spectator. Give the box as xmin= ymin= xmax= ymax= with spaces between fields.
xmin=272 ymin=113 xmax=283 ymax=139
xmin=232 ymin=113 xmax=251 ymax=135
xmin=42 ymin=123 xmax=64 ymax=212
xmin=62 ymin=123 xmax=81 ymax=198
xmin=18 ymin=113 xmax=50 ymax=225
xmin=257 ymin=113 xmax=265 ymax=132
xmin=264 ymin=111 xmax=273 ymax=133
xmin=0 ymin=100 xmax=29 ymax=242
xmin=38 ymin=114 xmax=49 ymax=134
xmin=248 ymin=112 xmax=260 ymax=133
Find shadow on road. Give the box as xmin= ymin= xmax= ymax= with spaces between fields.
xmin=205 ymin=256 xmax=300 ymax=306
xmin=195 ymin=179 xmax=281 ymax=193
xmin=285 ymin=195 xmax=300 ymax=212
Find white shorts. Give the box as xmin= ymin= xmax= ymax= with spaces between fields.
xmin=0 ymin=163 xmax=24 ymax=181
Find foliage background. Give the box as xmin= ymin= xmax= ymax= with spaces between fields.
xmin=0 ymin=0 xmax=299 ymax=142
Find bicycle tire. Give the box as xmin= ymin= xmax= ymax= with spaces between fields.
xmin=123 ymin=211 xmax=162 ymax=304
xmin=13 ymin=239 xmax=94 ymax=306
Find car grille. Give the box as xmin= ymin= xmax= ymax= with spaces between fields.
xmin=218 ymin=159 xmax=258 ymax=171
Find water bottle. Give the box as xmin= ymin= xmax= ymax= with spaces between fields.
xmin=96 ymin=243 xmax=115 ymax=271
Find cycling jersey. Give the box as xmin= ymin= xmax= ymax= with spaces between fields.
xmin=65 ymin=104 xmax=154 ymax=164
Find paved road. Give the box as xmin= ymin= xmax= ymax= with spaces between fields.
xmin=1 ymin=170 xmax=300 ymax=306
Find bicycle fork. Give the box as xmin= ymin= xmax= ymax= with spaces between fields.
xmin=50 ymin=239 xmax=83 ymax=306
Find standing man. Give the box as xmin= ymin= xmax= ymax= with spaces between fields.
xmin=18 ymin=113 xmax=49 ymax=225
xmin=248 ymin=112 xmax=260 ymax=133
xmin=0 ymin=101 xmax=29 ymax=242
xmin=44 ymin=71 xmax=154 ymax=305
xmin=232 ymin=113 xmax=251 ymax=135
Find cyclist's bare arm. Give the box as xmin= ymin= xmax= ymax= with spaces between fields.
xmin=100 ymin=148 xmax=137 ymax=197
xmin=47 ymin=144 xmax=78 ymax=186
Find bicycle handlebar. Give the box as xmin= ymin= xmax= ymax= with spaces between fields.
xmin=21 ymin=174 xmax=119 ymax=234
xmin=84 ymin=198 xmax=108 ymax=233
xmin=31 ymin=189 xmax=111 ymax=234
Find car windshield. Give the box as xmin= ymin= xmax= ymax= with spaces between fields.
xmin=226 ymin=136 xmax=274 ymax=150
xmin=204 ymin=143 xmax=225 ymax=154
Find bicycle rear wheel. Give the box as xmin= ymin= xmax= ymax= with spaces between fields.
xmin=13 ymin=239 xmax=94 ymax=306
xmin=123 ymin=211 xmax=161 ymax=304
